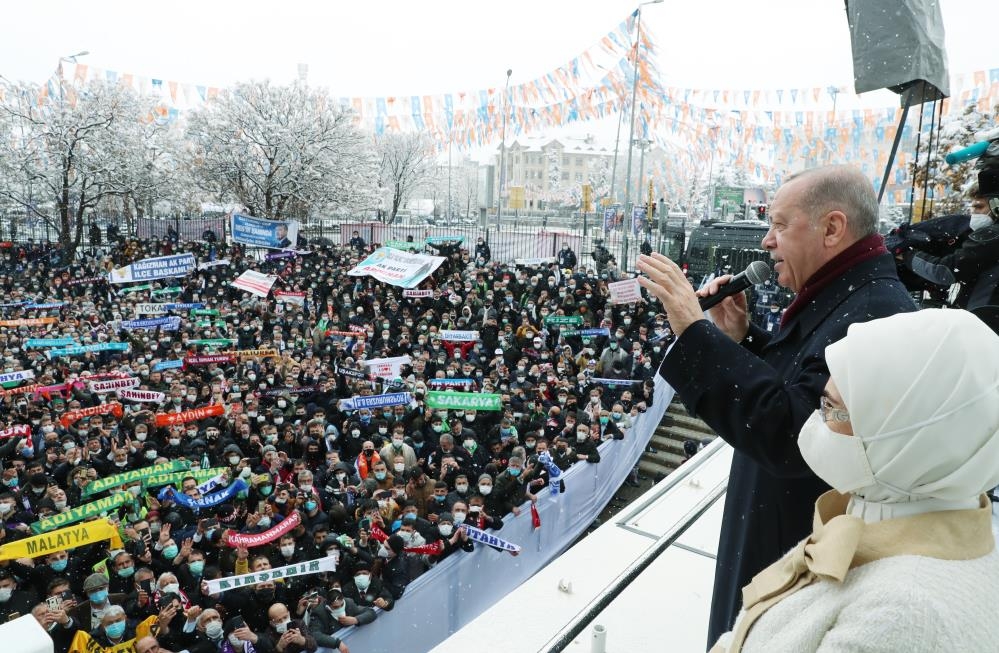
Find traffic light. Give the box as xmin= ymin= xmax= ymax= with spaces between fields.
xmin=756 ymin=204 xmax=767 ymax=220
xmin=581 ymin=184 xmax=593 ymax=213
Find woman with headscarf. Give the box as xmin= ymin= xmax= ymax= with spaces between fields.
xmin=712 ymin=309 xmax=999 ymax=652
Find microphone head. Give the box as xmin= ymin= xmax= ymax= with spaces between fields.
xmin=745 ymin=260 xmax=771 ymax=285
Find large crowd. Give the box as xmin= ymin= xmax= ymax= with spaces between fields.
xmin=0 ymin=230 xmax=670 ymax=653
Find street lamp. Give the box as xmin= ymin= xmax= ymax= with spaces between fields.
xmin=495 ymin=68 xmax=513 ymax=231
xmin=620 ymin=0 xmax=662 ymax=271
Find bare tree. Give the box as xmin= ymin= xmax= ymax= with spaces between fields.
xmin=185 ymin=80 xmax=377 ymax=220
xmin=0 ymin=79 xmax=162 ymax=262
xmin=377 ymin=133 xmax=434 ymax=223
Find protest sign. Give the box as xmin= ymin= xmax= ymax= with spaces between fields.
xmin=439 ymin=330 xmax=479 ymax=341
xmin=608 ymin=278 xmax=642 ymax=304
xmin=230 ymin=213 xmax=299 ymax=249
xmin=231 ymin=270 xmax=278 ymax=297
xmin=108 ymin=253 xmax=195 ymax=284
xmin=347 ymin=247 xmax=446 ymax=289
xmin=274 ymin=291 xmax=305 ymax=305
xmin=425 ymin=391 xmax=502 ymax=411
xmin=362 ymin=355 xmax=411 ymax=379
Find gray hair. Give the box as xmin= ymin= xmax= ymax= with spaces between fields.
xmin=103 ymin=605 xmax=126 ymax=620
xmin=785 ymin=165 xmax=878 ymax=238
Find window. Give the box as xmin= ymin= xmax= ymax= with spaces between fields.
xmin=562 ymin=172 xmax=569 ymax=181
xmin=575 ymin=173 xmax=583 ymax=182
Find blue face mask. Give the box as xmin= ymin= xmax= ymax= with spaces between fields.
xmin=305 ymin=500 xmax=317 ymax=512
xmin=508 ymin=467 xmax=522 ymax=477
xmin=89 ymin=589 xmax=109 ymax=604
xmin=189 ymin=560 xmax=205 ymax=576
xmin=117 ymin=566 xmax=135 ymax=578
xmin=162 ymin=545 xmax=179 ymax=560
xmin=50 ymin=558 xmax=68 ymax=572
xmin=3 ymin=478 xmax=17 ymax=488
xmin=104 ymin=621 xmax=126 ymax=639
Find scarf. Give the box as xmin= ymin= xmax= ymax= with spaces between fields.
xmin=356 ymin=451 xmax=381 ymax=480
xmin=780 ymin=233 xmax=887 ymax=328
xmin=712 ymin=490 xmax=994 ymax=653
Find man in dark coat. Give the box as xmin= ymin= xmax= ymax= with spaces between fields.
xmin=638 ymin=165 xmax=915 ymax=648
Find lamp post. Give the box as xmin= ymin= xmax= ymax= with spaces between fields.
xmin=620 ymin=0 xmax=662 ymax=271
xmin=495 ymin=68 xmax=513 ymax=232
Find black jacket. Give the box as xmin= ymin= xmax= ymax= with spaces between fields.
xmin=904 ymin=223 xmax=999 ymax=309
xmin=659 ymin=253 xmax=915 ymax=647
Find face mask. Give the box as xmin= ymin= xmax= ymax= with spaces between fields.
xmin=455 ymin=483 xmax=468 ymax=494
xmin=189 ymin=560 xmax=205 ymax=575
xmin=206 ymin=621 xmax=224 ymax=639
xmin=54 ymin=500 xmax=67 ymax=510
xmin=464 ymin=439 xmax=476 ymax=451
xmin=465 ymin=414 xmax=475 ymax=423
xmin=145 ymin=449 xmax=158 ymax=461
xmin=329 ymin=604 xmax=347 ymax=618
xmin=434 ymin=494 xmax=446 ymax=503
xmin=970 ymin=214 xmax=994 ymax=231
xmin=163 ymin=546 xmax=179 ymax=560
xmin=478 ymin=484 xmax=492 ymax=495
xmin=280 ymin=544 xmax=296 ymax=557
xmin=374 ymin=471 xmax=387 ymax=481
xmin=0 ymin=587 xmax=11 ymax=603
xmin=0 ymin=503 xmax=12 ymax=514
xmin=229 ymin=455 xmax=241 ymax=465
xmin=394 ymin=463 xmax=405 ymax=473
xmin=377 ymin=545 xmax=391 ymax=558
xmin=354 ymin=574 xmax=371 ymax=591
xmin=258 ymin=516 xmax=272 ymax=528
xmin=169 ymin=438 xmax=181 ymax=447
xmin=508 ymin=467 xmax=522 ymax=477
xmin=797 ymin=411 xmax=872 ymax=493
xmin=118 ymin=566 xmax=135 ymax=578
xmin=229 ymin=634 xmax=243 ymax=647
xmin=105 ymin=621 xmax=126 ymax=639
xmin=274 ymin=618 xmax=290 ymax=634
xmin=438 ymin=524 xmax=454 ymax=537
xmin=89 ymin=589 xmax=109 ymax=604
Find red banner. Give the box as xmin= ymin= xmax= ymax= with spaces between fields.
xmin=33 ymin=380 xmax=86 ymax=400
xmin=59 ymin=403 xmax=124 ymax=428
xmin=0 ymin=384 xmax=39 ymax=398
xmin=0 ymin=424 xmax=32 ymax=449
xmin=0 ymin=318 xmax=57 ymax=327
xmin=224 ymin=510 xmax=301 ymax=548
xmin=154 ymin=404 xmax=225 ymax=427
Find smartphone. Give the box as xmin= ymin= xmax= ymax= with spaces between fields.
xmin=359 ymin=517 xmax=372 ymax=531
xmin=139 ymin=579 xmax=153 ymax=595
xmin=45 ymin=596 xmax=62 ymax=611
xmin=202 ymin=518 xmax=218 ymax=530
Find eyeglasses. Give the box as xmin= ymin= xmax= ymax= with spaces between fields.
xmin=820 ymin=397 xmax=850 ymax=423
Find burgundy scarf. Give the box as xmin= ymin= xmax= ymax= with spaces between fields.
xmin=780 ymin=233 xmax=887 ymax=328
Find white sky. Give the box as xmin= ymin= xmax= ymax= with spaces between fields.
xmin=2 ymin=0 xmax=995 ymax=96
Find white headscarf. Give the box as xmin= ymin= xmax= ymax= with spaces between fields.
xmin=824 ymin=309 xmax=999 ymax=521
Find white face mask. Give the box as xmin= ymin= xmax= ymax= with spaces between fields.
xmin=478 ymin=484 xmax=492 ymax=495
xmin=280 ymin=544 xmax=295 ymax=557
xmin=206 ymin=621 xmax=223 ymax=639
xmin=797 ymin=411 xmax=873 ymax=493
xmin=970 ymin=214 xmax=994 ymax=231
xmin=394 ymin=463 xmax=405 ymax=473
xmin=162 ymin=582 xmax=180 ymax=595
xmin=438 ymin=524 xmax=454 ymax=537
xmin=274 ymin=618 xmax=290 ymax=633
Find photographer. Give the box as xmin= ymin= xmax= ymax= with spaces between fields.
xmin=300 ymin=587 xmax=373 ymax=649
xmin=897 ymin=183 xmax=999 ymax=309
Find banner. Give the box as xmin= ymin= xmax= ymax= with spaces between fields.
xmin=0 ymin=370 xmax=34 ymax=385
xmin=265 ymin=250 xmax=298 ymax=261
xmin=150 ymin=286 xmax=183 ymax=296
xmin=197 ymin=258 xmax=230 ymax=270
xmin=0 ymin=384 xmax=38 ymax=398
xmin=0 ymin=518 xmax=122 ymax=560
xmin=0 ymin=317 xmax=57 ymax=326
xmin=591 ymin=377 xmax=642 ymax=386
xmin=275 ymin=291 xmax=305 ymax=305
xmin=25 ymin=338 xmax=77 ymax=348
xmin=425 ymin=391 xmax=502 ymax=411
xmin=35 ymin=380 xmax=85 ymax=400
xmin=120 ymin=284 xmax=152 ymax=294
xmin=0 ymin=425 xmax=32 ymax=449
xmin=335 ymin=365 xmax=371 ymax=381
xmin=166 ymin=302 xmax=204 ymax=311
xmin=143 ymin=466 xmax=226 ymax=490
xmin=386 ymin=240 xmax=421 ymax=251
xmin=231 ymin=213 xmax=300 ymax=249
xmin=65 ymin=276 xmax=104 ymax=286
xmin=513 ymin=257 xmax=556 ymax=267
xmin=30 ymin=493 xmax=130 ymax=534
xmin=47 ymin=342 xmax=130 ymax=358
xmin=191 ymin=309 xmax=221 ymax=316
xmin=544 ymin=315 xmax=583 ymax=326
xmin=363 ymin=355 xmax=411 ymax=379
xmin=89 ymin=377 xmax=140 ymax=393
xmin=224 ymin=510 xmax=302 ymax=549
xmin=338 ymin=392 xmax=413 ymax=411
xmin=205 ymin=553 xmax=335 ymax=594
xmin=347 ymin=247 xmax=446 ymax=289
xmin=158 ymin=479 xmax=247 ymax=509
xmin=24 ymin=301 xmax=66 ymax=310
xmin=120 ymin=316 xmax=181 ymax=331
xmin=402 ymin=289 xmax=433 ymax=298
xmin=154 ymin=404 xmax=225 ymax=427
xmin=461 ymin=524 xmax=521 ymax=553
xmin=257 ymin=385 xmax=319 ymax=397
xmin=608 ymin=278 xmax=642 ymax=304
xmin=536 ymin=450 xmax=564 ymax=496
xmin=231 ymin=270 xmax=278 ymax=297
xmin=188 ymin=338 xmax=236 ymax=347
xmin=60 ymin=403 xmax=123 ymax=429
xmin=117 ymin=389 xmax=166 ymax=403
xmin=439 ymin=330 xmax=479 ymax=342
xmin=228 ymin=348 xmax=279 ymax=359
xmin=134 ymin=303 xmax=169 ymax=315
xmin=83 ymin=460 xmax=190 ymax=497
xmin=184 ymin=354 xmax=236 ymax=367
xmin=428 ymin=378 xmax=475 ymax=388
xmin=152 ymin=359 xmax=185 ymax=372
xmin=426 ymin=235 xmax=465 ymax=244
xmin=108 ymin=253 xmax=196 ymax=284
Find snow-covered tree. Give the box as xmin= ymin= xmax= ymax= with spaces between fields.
xmin=377 ymin=133 xmax=434 ymax=223
xmin=185 ymin=80 xmax=374 ymax=220
xmin=586 ymin=156 xmax=612 ymax=198
xmin=546 ymin=146 xmax=562 ymax=193
xmin=910 ymin=102 xmax=999 ymax=215
xmin=0 ymin=79 xmax=161 ymax=261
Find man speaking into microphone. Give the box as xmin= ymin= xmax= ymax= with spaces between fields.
xmin=637 ymin=165 xmax=914 ymax=649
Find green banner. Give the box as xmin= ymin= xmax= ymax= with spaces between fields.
xmin=143 ymin=466 xmax=227 ymax=489
xmin=121 ymin=284 xmax=152 ymax=294
xmin=384 ymin=240 xmax=420 ymax=251
xmin=191 ymin=309 xmax=221 ymax=316
xmin=188 ymin=338 xmax=234 ymax=346
xmin=544 ymin=315 xmax=583 ymax=326
xmin=30 ymin=493 xmax=130 ymax=534
xmin=425 ymin=391 xmax=503 ymax=411
xmin=151 ymin=287 xmax=183 ymax=296
xmin=83 ymin=460 xmax=190 ymax=497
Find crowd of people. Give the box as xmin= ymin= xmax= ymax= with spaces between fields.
xmin=0 ymin=229 xmax=670 ymax=653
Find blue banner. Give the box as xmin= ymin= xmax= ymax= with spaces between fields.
xmin=108 ymin=254 xmax=196 ymax=284
xmin=580 ymin=328 xmax=610 ymax=337
xmin=338 ymin=392 xmax=413 ymax=411
xmin=231 ymin=213 xmax=299 ymax=250
xmin=158 ymin=479 xmax=247 ymax=509
xmin=47 ymin=342 xmax=130 ymax=358
xmin=120 ymin=317 xmax=182 ymax=331
xmin=152 ymin=359 xmax=184 ymax=372
xmin=425 ymin=236 xmax=465 ymax=244
xmin=591 ymin=377 xmax=641 ymax=387
xmin=24 ymin=302 xmax=67 ymax=310
xmin=26 ymin=338 xmax=78 ymax=349
xmin=165 ymin=302 xmax=204 ymax=311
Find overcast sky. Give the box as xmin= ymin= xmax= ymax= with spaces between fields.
xmin=2 ymin=0 xmax=995 ymax=97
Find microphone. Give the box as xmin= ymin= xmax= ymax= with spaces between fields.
xmin=699 ymin=260 xmax=771 ymax=311
xmin=944 ymin=128 xmax=999 ymax=165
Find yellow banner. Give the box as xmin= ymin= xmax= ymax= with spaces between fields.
xmin=68 ymin=616 xmax=158 ymax=653
xmin=0 ymin=518 xmax=122 ymax=560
